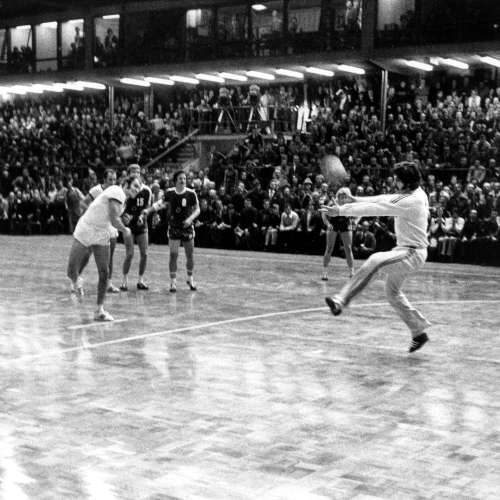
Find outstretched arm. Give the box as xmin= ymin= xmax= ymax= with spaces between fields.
xmin=321 ymin=195 xmax=413 ymax=218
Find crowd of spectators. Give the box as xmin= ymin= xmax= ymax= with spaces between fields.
xmin=2 ymin=72 xmax=500 ymax=265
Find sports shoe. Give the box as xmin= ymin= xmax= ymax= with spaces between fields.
xmin=321 ymin=272 xmax=328 ymax=281
xmin=137 ymin=282 xmax=149 ymax=290
xmin=107 ymin=283 xmax=120 ymax=293
xmin=94 ymin=310 xmax=114 ymax=322
xmin=169 ymin=282 xmax=177 ymax=293
xmin=325 ymin=296 xmax=342 ymax=316
xmin=186 ymin=280 xmax=197 ymax=291
xmin=70 ymin=277 xmax=84 ymax=297
xmin=119 ymin=284 xmax=128 ymax=291
xmin=409 ymin=333 xmax=429 ymax=353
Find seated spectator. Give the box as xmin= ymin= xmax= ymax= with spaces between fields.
xmin=278 ymin=202 xmax=299 ymax=252
xmin=195 ymin=198 xmax=216 ymax=247
xmin=352 ymin=221 xmax=376 ymax=259
xmin=259 ymin=200 xmax=280 ymax=251
xmin=438 ymin=207 xmax=464 ymax=261
xmin=234 ymin=198 xmax=259 ymax=250
xmin=297 ymin=199 xmax=322 ymax=254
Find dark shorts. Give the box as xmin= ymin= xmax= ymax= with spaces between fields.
xmin=329 ymin=217 xmax=350 ymax=233
xmin=168 ymin=225 xmax=195 ymax=242
xmin=129 ymin=221 xmax=148 ymax=236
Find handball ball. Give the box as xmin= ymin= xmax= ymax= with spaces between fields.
xmin=321 ymin=155 xmax=347 ymax=185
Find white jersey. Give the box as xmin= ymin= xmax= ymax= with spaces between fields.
xmin=79 ymin=185 xmax=126 ymax=231
xmin=88 ymin=184 xmax=104 ymax=201
xmin=338 ymin=187 xmax=429 ymax=249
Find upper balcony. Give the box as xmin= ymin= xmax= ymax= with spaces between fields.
xmin=376 ymin=0 xmax=500 ymax=48
xmin=0 ymin=0 xmax=363 ymax=76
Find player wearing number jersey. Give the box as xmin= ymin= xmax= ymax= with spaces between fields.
xmin=142 ymin=170 xmax=200 ymax=292
xmin=120 ymin=164 xmax=152 ymax=291
xmin=321 ymin=162 xmax=432 ymax=353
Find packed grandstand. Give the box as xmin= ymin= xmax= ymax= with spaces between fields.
xmin=1 ymin=73 xmax=499 ymax=265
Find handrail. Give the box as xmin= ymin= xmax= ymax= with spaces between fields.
xmin=144 ymin=128 xmax=199 ymax=170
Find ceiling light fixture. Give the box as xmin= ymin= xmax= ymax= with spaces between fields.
xmin=170 ymin=75 xmax=200 ymax=85
xmin=145 ymin=77 xmax=175 ymax=86
xmin=219 ymin=72 xmax=248 ymax=82
xmin=305 ymin=67 xmax=334 ymax=77
xmin=76 ymin=81 xmax=107 ymax=90
xmin=479 ymin=56 xmax=500 ymax=68
xmin=196 ymin=73 xmax=225 ymax=83
xmin=119 ymin=78 xmax=150 ymax=87
xmin=404 ymin=60 xmax=433 ymax=71
xmin=246 ymin=70 xmax=275 ymax=80
xmin=276 ymin=68 xmax=304 ymax=79
xmin=440 ymin=58 xmax=469 ymax=70
xmin=337 ymin=64 xmax=365 ymax=75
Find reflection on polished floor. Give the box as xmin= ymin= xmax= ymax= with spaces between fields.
xmin=1 ymin=235 xmax=499 ymax=500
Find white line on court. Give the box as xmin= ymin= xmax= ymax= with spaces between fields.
xmin=68 ymin=319 xmax=129 ymax=330
xmin=147 ymin=248 xmax=500 ymax=279
xmin=7 ymin=299 xmax=500 ymax=365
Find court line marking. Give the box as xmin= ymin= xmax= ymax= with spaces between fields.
xmin=68 ymin=319 xmax=129 ymax=330
xmin=6 ymin=299 xmax=500 ymax=365
xmin=147 ymin=248 xmax=500 ymax=279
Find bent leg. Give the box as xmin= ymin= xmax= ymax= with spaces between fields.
xmin=385 ymin=270 xmax=431 ymax=337
xmin=78 ymin=248 xmax=92 ymax=276
xmin=67 ymin=238 xmax=90 ymax=283
xmin=169 ymin=239 xmax=181 ymax=279
xmin=122 ymin=236 xmax=135 ymax=276
xmin=184 ymin=239 xmax=195 ymax=277
xmin=340 ymin=231 xmax=354 ymax=272
xmin=336 ymin=249 xmax=409 ymax=307
xmin=323 ymin=230 xmax=337 ymax=268
xmin=92 ymin=244 xmax=110 ymax=307
xmin=136 ymin=232 xmax=149 ymax=278
xmin=109 ymin=237 xmax=117 ymax=279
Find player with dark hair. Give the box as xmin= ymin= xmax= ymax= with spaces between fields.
xmin=120 ymin=164 xmax=152 ymax=291
xmin=141 ymin=170 xmax=200 ymax=292
xmin=67 ymin=176 xmax=141 ymax=321
xmin=78 ymin=168 xmax=120 ymax=293
xmin=321 ymin=162 xmax=432 ymax=353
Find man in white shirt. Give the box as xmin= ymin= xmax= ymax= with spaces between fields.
xmin=67 ymin=176 xmax=141 ymax=321
xmin=321 ymin=162 xmax=432 ymax=353
xmin=78 ymin=168 xmax=121 ymax=293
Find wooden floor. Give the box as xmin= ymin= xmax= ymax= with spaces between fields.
xmin=1 ymin=235 xmax=500 ymax=500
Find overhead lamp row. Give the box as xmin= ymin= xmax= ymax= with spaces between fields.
xmin=403 ymin=56 xmax=500 ymax=72
xmin=0 ymin=81 xmax=106 ymax=96
xmin=119 ymin=65 xmax=366 ymax=87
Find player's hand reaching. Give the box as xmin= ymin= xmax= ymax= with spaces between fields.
xmin=320 ymin=201 xmax=340 ymax=217
xmin=122 ymin=213 xmax=131 ymax=225
xmin=138 ymin=210 xmax=147 ymax=225
xmin=183 ymin=219 xmax=191 ymax=228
